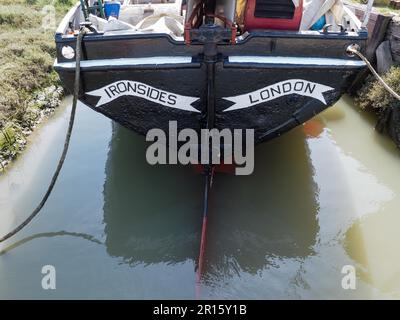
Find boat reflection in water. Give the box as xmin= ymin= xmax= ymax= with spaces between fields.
xmin=102 ymin=123 xmax=318 ymax=289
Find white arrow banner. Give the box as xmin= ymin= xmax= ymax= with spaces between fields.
xmin=223 ymin=79 xmax=334 ymax=112
xmin=86 ymin=80 xmax=200 ymax=113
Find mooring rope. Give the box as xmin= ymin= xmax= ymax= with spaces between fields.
xmin=347 ymin=46 xmax=400 ymax=101
xmin=0 ymin=27 xmax=88 ymax=244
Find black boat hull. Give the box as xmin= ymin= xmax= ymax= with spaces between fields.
xmin=55 ymin=32 xmax=367 ymax=143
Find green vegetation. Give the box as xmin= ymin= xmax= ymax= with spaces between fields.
xmin=355 ymin=66 xmax=400 ymax=111
xmin=0 ymin=0 xmax=71 ymax=170
xmin=355 ymin=66 xmax=400 ymax=148
xmin=351 ymin=0 xmax=400 ymax=15
xmin=358 ymin=0 xmax=390 ymax=5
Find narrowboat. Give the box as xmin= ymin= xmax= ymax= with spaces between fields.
xmin=54 ymin=0 xmax=367 ymax=144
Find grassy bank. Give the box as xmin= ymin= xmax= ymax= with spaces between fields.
xmin=352 ymin=0 xmax=400 ymax=15
xmin=355 ymin=66 xmax=400 ymax=147
xmin=0 ymin=0 xmax=73 ymax=171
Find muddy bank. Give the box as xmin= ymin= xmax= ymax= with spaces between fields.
xmin=0 ymin=85 xmax=64 ymax=171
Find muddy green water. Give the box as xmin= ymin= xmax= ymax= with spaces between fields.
xmin=0 ymin=95 xmax=399 ymax=299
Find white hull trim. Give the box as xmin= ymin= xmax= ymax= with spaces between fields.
xmin=55 ymin=55 xmax=365 ymax=69
xmin=228 ymin=56 xmax=366 ymax=67
xmin=54 ymin=56 xmax=194 ymax=69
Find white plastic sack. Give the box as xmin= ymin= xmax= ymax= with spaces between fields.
xmin=136 ymin=13 xmax=184 ymax=37
xmin=300 ymin=0 xmax=344 ymax=30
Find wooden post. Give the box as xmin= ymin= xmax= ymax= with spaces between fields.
xmin=366 ymin=13 xmax=394 ymax=61
xmin=386 ymin=16 xmax=400 ymax=63
xmin=344 ymin=1 xmax=393 ymax=61
xmin=344 ymin=2 xmax=393 ymax=93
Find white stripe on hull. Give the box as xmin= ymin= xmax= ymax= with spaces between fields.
xmin=228 ymin=56 xmax=366 ymax=66
xmin=54 ymin=56 xmax=193 ymax=69
xmin=54 ymin=55 xmax=366 ymax=69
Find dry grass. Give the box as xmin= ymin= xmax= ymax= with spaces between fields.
xmin=355 ymin=66 xmax=400 ymax=111
xmin=0 ymin=28 xmax=57 ymax=123
xmin=0 ymin=0 xmax=72 ymax=163
xmin=0 ymin=5 xmax=42 ymax=28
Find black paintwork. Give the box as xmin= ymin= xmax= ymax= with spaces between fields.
xmin=55 ymin=29 xmax=367 ymax=145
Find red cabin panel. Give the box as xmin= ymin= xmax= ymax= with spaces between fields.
xmin=244 ymin=0 xmax=303 ymax=31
